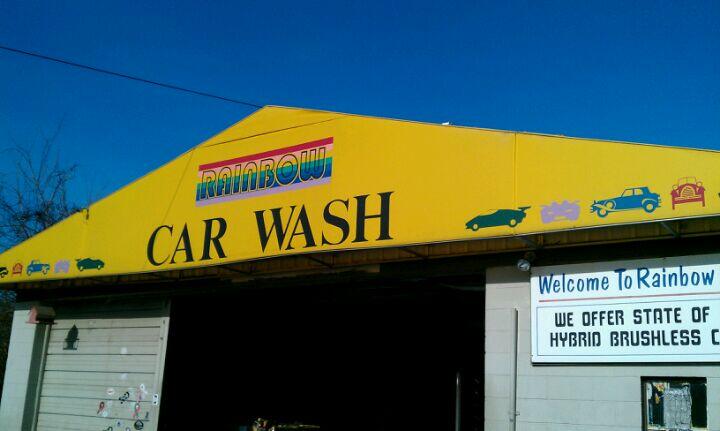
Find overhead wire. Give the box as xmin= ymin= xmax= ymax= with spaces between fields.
xmin=0 ymin=44 xmax=264 ymax=109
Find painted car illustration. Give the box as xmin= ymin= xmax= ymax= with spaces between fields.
xmin=591 ymin=187 xmax=661 ymax=218
xmin=671 ymin=177 xmax=705 ymax=209
xmin=26 ymin=260 xmax=50 ymax=276
xmin=76 ymin=258 xmax=105 ymax=271
xmin=541 ymin=200 xmax=580 ymax=223
xmin=54 ymin=260 xmax=71 ymax=274
xmin=466 ymin=207 xmax=531 ymax=231
xmin=0 ymin=267 xmax=8 ymax=278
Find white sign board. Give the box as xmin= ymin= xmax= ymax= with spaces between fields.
xmin=531 ymin=254 xmax=720 ymax=363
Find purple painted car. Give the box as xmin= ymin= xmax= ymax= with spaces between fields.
xmin=54 ymin=260 xmax=70 ymax=274
xmin=541 ymin=200 xmax=580 ymax=223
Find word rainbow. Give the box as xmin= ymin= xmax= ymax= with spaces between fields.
xmin=195 ymin=137 xmax=333 ymax=206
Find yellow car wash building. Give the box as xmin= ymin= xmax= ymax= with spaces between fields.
xmin=1 ymin=106 xmax=719 ymax=431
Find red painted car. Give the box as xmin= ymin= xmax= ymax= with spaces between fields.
xmin=671 ymin=177 xmax=705 ymax=209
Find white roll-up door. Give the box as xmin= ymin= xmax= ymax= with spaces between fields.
xmin=34 ymin=301 xmax=169 ymax=431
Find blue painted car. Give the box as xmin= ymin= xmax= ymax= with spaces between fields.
xmin=591 ymin=187 xmax=661 ymax=218
xmin=26 ymin=260 xmax=50 ymax=276
xmin=466 ymin=206 xmax=531 ymax=230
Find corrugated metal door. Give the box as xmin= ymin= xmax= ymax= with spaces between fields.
xmin=34 ymin=301 xmax=169 ymax=431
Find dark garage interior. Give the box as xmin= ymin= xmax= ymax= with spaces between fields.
xmin=159 ymin=277 xmax=485 ymax=431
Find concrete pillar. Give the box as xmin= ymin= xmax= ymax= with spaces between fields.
xmin=484 ymin=266 xmax=529 ymax=431
xmin=0 ymin=303 xmax=47 ymax=431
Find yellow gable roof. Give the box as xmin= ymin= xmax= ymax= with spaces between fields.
xmin=1 ymin=106 xmax=718 ymax=284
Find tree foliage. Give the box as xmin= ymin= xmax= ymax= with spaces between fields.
xmin=0 ymin=122 xmax=78 ymax=401
xmin=0 ymin=122 xmax=79 ymax=251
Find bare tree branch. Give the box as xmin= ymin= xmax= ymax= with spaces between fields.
xmin=0 ymin=122 xmax=79 ymax=251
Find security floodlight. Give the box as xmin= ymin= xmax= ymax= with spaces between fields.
xmin=517 ymin=252 xmax=536 ymax=272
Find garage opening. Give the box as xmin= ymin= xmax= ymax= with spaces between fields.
xmin=159 ymin=277 xmax=484 ymax=431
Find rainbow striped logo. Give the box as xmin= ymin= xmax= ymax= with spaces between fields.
xmin=195 ymin=137 xmax=333 ymax=206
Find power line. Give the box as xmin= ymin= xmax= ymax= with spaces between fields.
xmin=0 ymin=44 xmax=264 ymax=109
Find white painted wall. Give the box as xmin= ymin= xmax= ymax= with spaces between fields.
xmin=35 ymin=315 xmax=169 ymax=431
xmin=0 ymin=305 xmax=39 ymax=431
xmin=485 ymin=266 xmax=720 ymax=431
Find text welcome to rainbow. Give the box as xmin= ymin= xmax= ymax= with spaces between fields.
xmin=195 ymin=137 xmax=333 ymax=206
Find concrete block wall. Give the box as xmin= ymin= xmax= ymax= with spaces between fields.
xmin=485 ymin=266 xmax=720 ymax=431
xmin=0 ymin=305 xmax=38 ymax=431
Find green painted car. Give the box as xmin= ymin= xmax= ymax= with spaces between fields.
xmin=76 ymin=258 xmax=105 ymax=271
xmin=466 ymin=206 xmax=531 ymax=231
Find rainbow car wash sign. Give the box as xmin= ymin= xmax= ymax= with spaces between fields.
xmin=4 ymin=106 xmax=720 ymax=284
xmin=531 ymin=254 xmax=720 ymax=363
xmin=196 ymin=137 xmax=333 ymax=206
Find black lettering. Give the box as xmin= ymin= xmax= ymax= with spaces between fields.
xmin=255 ymin=206 xmax=297 ymax=252
xmin=353 ymin=192 xmax=393 ymax=243
xmin=555 ymin=312 xmax=574 ymax=327
xmin=322 ymin=199 xmax=350 ymax=245
xmin=170 ymin=225 xmax=194 ymax=263
xmin=201 ymin=218 xmax=227 ymax=260
xmin=641 ymin=330 xmax=650 ymax=346
xmin=691 ymin=329 xmax=701 ymax=346
xmin=286 ymin=206 xmax=316 ymax=250
xmin=147 ymin=225 xmax=173 ymax=266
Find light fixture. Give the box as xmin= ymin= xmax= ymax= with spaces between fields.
xmin=27 ymin=305 xmax=55 ymax=324
xmin=516 ymin=251 xmax=536 ymax=272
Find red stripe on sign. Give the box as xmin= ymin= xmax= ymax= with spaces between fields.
xmin=538 ymin=290 xmax=720 ymax=303
xmin=198 ymin=137 xmax=333 ymax=171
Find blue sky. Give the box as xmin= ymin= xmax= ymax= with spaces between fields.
xmin=0 ymin=0 xmax=718 ymax=204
